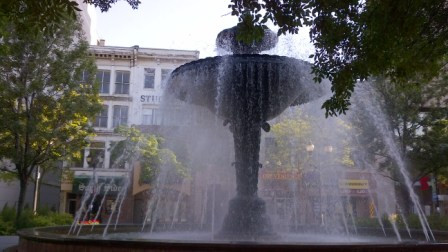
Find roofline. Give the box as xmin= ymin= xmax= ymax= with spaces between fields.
xmin=89 ymin=45 xmax=200 ymax=56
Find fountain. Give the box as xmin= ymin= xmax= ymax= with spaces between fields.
xmin=17 ymin=26 xmax=448 ymax=252
xmin=165 ymin=26 xmax=325 ymax=238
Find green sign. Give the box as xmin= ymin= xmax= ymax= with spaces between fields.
xmin=73 ymin=176 xmax=125 ymax=195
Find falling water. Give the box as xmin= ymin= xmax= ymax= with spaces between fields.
xmin=384 ymin=196 xmax=402 ymax=241
xmin=290 ymin=179 xmax=299 ymax=231
xmin=114 ymin=178 xmax=130 ymax=230
xmin=170 ymin=179 xmax=185 ymax=229
xmin=338 ymin=196 xmax=351 ymax=236
xmin=102 ymin=176 xmax=130 ymax=237
xmin=91 ymin=179 xmax=114 ymax=231
xmin=345 ymin=196 xmax=358 ymax=235
xmin=149 ymin=190 xmax=163 ymax=233
xmin=397 ymin=205 xmax=412 ymax=238
xmin=211 ymin=183 xmax=217 ymax=236
xmin=76 ymin=183 xmax=104 ymax=236
xmin=140 ymin=164 xmax=169 ymax=233
xmin=141 ymin=190 xmax=157 ymax=231
xmin=68 ymin=178 xmax=95 ymax=235
xmin=367 ymin=188 xmax=387 ymax=237
xmin=200 ymin=183 xmax=209 ymax=229
xmin=355 ymin=83 xmax=435 ymax=241
xmin=353 ymin=135 xmax=387 ymax=237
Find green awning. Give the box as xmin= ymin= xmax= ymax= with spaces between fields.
xmin=73 ymin=176 xmax=125 ymax=195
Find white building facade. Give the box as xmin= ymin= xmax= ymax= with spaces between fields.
xmin=59 ymin=43 xmax=199 ymax=218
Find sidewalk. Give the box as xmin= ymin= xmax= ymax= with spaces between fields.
xmin=0 ymin=236 xmax=18 ymax=252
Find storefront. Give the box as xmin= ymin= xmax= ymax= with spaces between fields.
xmin=60 ymin=169 xmax=132 ymax=224
xmin=259 ymin=169 xmax=378 ymax=231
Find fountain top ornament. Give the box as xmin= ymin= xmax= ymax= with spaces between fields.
xmin=216 ymin=26 xmax=278 ymax=54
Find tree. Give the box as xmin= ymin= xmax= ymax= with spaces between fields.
xmin=348 ymin=75 xmax=448 ymax=214
xmin=110 ymin=126 xmax=187 ymax=184
xmin=228 ymin=0 xmax=448 ymax=116
xmin=267 ymin=108 xmax=354 ymax=171
xmin=0 ymin=0 xmax=140 ymax=38
xmin=0 ymin=16 xmax=102 ymax=222
xmin=351 ymin=76 xmax=448 ymax=183
xmin=267 ymin=109 xmax=312 ymax=170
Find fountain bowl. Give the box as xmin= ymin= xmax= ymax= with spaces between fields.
xmin=17 ymin=225 xmax=448 ymax=252
xmin=166 ymin=54 xmax=327 ymax=122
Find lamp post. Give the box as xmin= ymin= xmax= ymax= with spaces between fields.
xmin=322 ymin=145 xmax=333 ymax=227
xmin=32 ymin=166 xmax=41 ymax=215
xmin=86 ymin=154 xmax=93 ymax=169
xmin=306 ymin=142 xmax=315 ymax=153
xmin=86 ymin=153 xmax=99 ymax=220
xmin=305 ymin=142 xmax=317 ymax=225
xmin=304 ymin=143 xmax=333 ymax=227
xmin=324 ymin=145 xmax=333 ymax=154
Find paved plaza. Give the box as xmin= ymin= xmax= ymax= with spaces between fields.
xmin=0 ymin=236 xmax=18 ymax=252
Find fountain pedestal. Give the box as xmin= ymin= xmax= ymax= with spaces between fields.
xmin=219 ymin=121 xmax=273 ymax=238
xmin=220 ymin=195 xmax=272 ymax=238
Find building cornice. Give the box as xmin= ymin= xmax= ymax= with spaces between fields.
xmin=89 ymin=45 xmax=199 ymax=62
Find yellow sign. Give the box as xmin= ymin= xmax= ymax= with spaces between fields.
xmin=261 ymin=171 xmax=302 ymax=180
xmin=439 ymin=175 xmax=448 ymax=188
xmin=339 ymin=179 xmax=369 ymax=189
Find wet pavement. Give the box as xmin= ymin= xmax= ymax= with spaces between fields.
xmin=0 ymin=236 xmax=18 ymax=252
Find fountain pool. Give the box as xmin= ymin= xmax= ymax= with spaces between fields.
xmin=17 ymin=26 xmax=448 ymax=251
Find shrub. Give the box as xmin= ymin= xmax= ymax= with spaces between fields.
xmin=357 ymin=214 xmax=448 ymax=231
xmin=0 ymin=219 xmax=15 ymax=235
xmin=49 ymin=212 xmax=73 ymax=225
xmin=0 ymin=205 xmax=74 ymax=235
xmin=1 ymin=204 xmax=16 ymax=222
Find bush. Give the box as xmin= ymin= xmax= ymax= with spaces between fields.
xmin=356 ymin=214 xmax=448 ymax=231
xmin=0 ymin=219 xmax=15 ymax=235
xmin=1 ymin=204 xmax=16 ymax=222
xmin=49 ymin=212 xmax=73 ymax=225
xmin=0 ymin=205 xmax=74 ymax=235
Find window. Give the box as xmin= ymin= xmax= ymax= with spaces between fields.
xmin=93 ymin=105 xmax=108 ymax=128
xmin=144 ymin=68 xmax=155 ymax=89
xmin=96 ymin=70 xmax=111 ymax=94
xmin=109 ymin=141 xmax=126 ymax=169
xmin=161 ymin=108 xmax=183 ymax=126
xmin=79 ymin=71 xmax=90 ymax=84
xmin=71 ymin=149 xmax=85 ymax=168
xmin=87 ymin=142 xmax=105 ymax=168
xmin=142 ymin=108 xmax=162 ymax=125
xmin=161 ymin=69 xmax=172 ymax=89
xmin=105 ymin=199 xmax=115 ymax=214
xmin=113 ymin=105 xmax=128 ymax=127
xmin=115 ymin=71 xmax=130 ymax=94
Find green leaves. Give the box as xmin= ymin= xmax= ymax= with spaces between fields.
xmin=228 ymin=0 xmax=448 ymax=116
xmin=112 ymin=126 xmax=187 ymax=183
xmin=0 ymin=13 xmax=101 ymax=218
xmin=235 ymin=13 xmax=267 ymax=44
xmin=351 ymin=76 xmax=448 ymax=181
xmin=84 ymin=0 xmax=141 ymax=12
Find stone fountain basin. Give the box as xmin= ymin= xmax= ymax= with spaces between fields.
xmin=166 ymin=54 xmax=327 ymax=122
xmin=17 ymin=225 xmax=448 ymax=252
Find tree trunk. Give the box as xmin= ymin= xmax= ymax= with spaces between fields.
xmin=16 ymin=176 xmax=28 ymax=226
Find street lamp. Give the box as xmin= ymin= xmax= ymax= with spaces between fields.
xmin=306 ymin=142 xmax=315 ymax=153
xmin=86 ymin=154 xmax=93 ymax=168
xmin=323 ymin=145 xmax=333 ymax=153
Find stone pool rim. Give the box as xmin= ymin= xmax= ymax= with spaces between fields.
xmin=17 ymin=225 xmax=448 ymax=252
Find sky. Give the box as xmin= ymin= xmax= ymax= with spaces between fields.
xmin=91 ymin=0 xmax=313 ymax=59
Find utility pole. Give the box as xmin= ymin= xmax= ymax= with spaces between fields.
xmin=431 ymin=173 xmax=439 ymax=215
xmin=33 ymin=166 xmax=41 ymax=215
